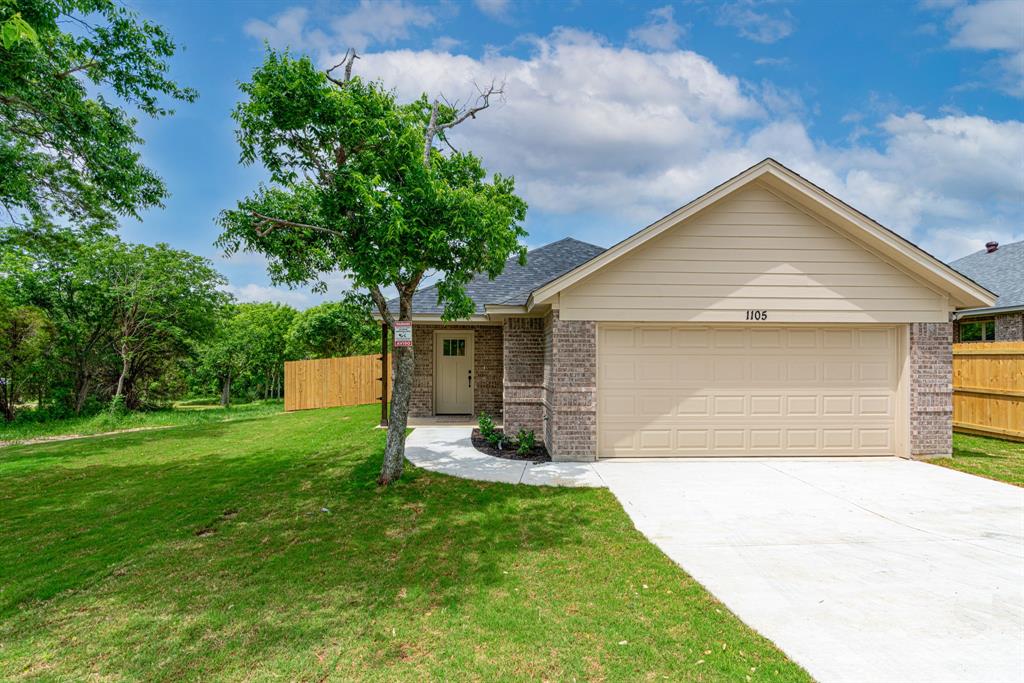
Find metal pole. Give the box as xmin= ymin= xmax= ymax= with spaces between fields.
xmin=379 ymin=321 xmax=389 ymax=427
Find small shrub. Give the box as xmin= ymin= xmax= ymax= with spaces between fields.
xmin=478 ymin=412 xmax=496 ymax=439
xmin=107 ymin=395 xmax=128 ymax=415
xmin=487 ymin=430 xmax=503 ymax=449
xmin=516 ymin=429 xmax=535 ymax=456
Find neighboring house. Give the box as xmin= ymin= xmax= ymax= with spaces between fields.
xmin=382 ymin=159 xmax=995 ymax=461
xmin=948 ymin=240 xmax=1024 ymax=342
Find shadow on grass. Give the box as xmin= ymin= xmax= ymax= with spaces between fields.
xmin=951 ymin=448 xmax=1007 ymax=461
xmin=0 ymin=409 xmax=599 ymax=679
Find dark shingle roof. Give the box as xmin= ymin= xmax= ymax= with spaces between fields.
xmin=389 ymin=237 xmax=605 ymax=315
xmin=949 ymin=240 xmax=1024 ymax=310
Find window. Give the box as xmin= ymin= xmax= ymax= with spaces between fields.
xmin=958 ymin=319 xmax=996 ymax=342
xmin=442 ymin=338 xmax=466 ymax=356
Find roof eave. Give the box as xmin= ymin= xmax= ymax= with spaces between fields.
xmin=955 ymin=303 xmax=1024 ymax=319
xmin=370 ymin=311 xmax=494 ymax=323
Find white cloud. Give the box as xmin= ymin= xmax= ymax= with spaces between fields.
xmin=948 ymin=0 xmax=1024 ymax=50
xmin=716 ymin=0 xmax=795 ymax=44
xmin=432 ymin=36 xmax=462 ymax=52
xmin=930 ymin=0 xmax=1024 ymax=97
xmin=240 ymin=15 xmax=1022 ymax=271
xmin=244 ymin=1 xmax=434 ymax=53
xmin=754 ymin=56 xmax=790 ymax=66
xmin=474 ymin=0 xmax=511 ymax=21
xmin=348 ymin=31 xmax=1021 ymax=259
xmin=223 ymin=283 xmax=312 ymax=307
xmin=629 ymin=6 xmax=687 ymax=51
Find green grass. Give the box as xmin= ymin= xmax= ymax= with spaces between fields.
xmin=0 ymin=404 xmax=808 ymax=682
xmin=0 ymin=400 xmax=283 ymax=444
xmin=937 ymin=432 xmax=1024 ymax=486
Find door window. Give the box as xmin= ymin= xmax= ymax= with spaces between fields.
xmin=442 ymin=338 xmax=466 ymax=356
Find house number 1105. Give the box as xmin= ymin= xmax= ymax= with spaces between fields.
xmin=746 ymin=310 xmax=768 ymax=321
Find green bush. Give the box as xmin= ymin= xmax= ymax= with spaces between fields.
xmin=516 ymin=429 xmax=535 ymax=456
xmin=478 ymin=412 xmax=496 ymax=439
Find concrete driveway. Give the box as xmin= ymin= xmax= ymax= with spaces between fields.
xmin=595 ymin=458 xmax=1024 ymax=683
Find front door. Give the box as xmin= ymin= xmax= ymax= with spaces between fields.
xmin=435 ymin=331 xmax=474 ymax=414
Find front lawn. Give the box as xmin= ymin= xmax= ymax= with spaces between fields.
xmin=0 ymin=400 xmax=283 ymax=444
xmin=0 ymin=404 xmax=808 ymax=681
xmin=938 ymin=432 xmax=1024 ymax=486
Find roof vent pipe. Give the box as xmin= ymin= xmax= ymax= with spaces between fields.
xmin=986 ymin=241 xmax=999 ymax=253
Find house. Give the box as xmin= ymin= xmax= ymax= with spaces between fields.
xmin=384 ymin=159 xmax=996 ymax=461
xmin=948 ymin=240 xmax=1024 ymax=342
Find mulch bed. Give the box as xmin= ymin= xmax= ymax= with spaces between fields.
xmin=471 ymin=428 xmax=551 ymax=463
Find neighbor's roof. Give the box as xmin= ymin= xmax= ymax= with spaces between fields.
xmin=949 ymin=240 xmax=1024 ymax=313
xmin=386 ymin=237 xmax=606 ymax=316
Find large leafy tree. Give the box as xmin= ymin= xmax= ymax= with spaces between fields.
xmin=0 ymin=0 xmax=196 ymax=231
xmin=2 ymin=226 xmax=116 ymax=413
xmin=286 ymin=293 xmax=378 ymax=360
xmin=100 ymin=241 xmax=227 ymax=408
xmin=196 ymin=302 xmax=296 ymax=405
xmin=0 ymin=304 xmax=52 ymax=420
xmin=218 ymin=50 xmax=527 ymax=484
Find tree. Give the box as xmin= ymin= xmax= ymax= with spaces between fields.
xmin=2 ymin=226 xmax=117 ymax=413
xmin=0 ymin=0 xmax=196 ymax=231
xmin=286 ymin=293 xmax=378 ymax=360
xmin=0 ymin=304 xmax=52 ymax=420
xmin=218 ymin=49 xmax=527 ymax=484
xmin=99 ymin=241 xmax=226 ymax=408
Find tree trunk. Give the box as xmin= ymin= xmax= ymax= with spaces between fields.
xmin=377 ymin=289 xmax=416 ymax=486
xmin=378 ymin=342 xmax=413 ymax=485
xmin=1 ymin=381 xmax=13 ymax=422
xmin=114 ymin=345 xmax=129 ymax=399
xmin=221 ymin=372 xmax=232 ymax=407
xmin=75 ymin=376 xmax=91 ymax=414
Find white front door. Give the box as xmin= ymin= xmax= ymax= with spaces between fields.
xmin=435 ymin=331 xmax=474 ymax=414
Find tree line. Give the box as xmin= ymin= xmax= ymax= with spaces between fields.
xmin=0 ymin=227 xmax=379 ymax=421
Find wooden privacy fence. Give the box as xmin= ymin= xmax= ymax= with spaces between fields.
xmin=284 ymin=354 xmax=389 ymax=412
xmin=953 ymin=341 xmax=1024 ymax=442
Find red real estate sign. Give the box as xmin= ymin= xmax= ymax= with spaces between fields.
xmin=393 ymin=321 xmax=413 ymax=347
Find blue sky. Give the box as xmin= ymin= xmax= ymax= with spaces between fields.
xmin=122 ymin=0 xmax=1024 ymax=308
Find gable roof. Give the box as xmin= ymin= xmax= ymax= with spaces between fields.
xmin=529 ymin=158 xmax=996 ymax=311
xmin=388 ymin=237 xmax=605 ymax=317
xmin=949 ymin=240 xmax=1024 ymax=313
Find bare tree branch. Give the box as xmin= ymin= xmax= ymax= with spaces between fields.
xmin=422 ymin=80 xmax=503 ymax=167
xmin=55 ymin=61 xmax=97 ymax=79
xmin=326 ymin=49 xmax=359 ymax=87
xmin=423 ymin=101 xmax=439 ymax=166
xmin=249 ymin=211 xmax=344 ymax=239
xmin=436 ymin=81 xmax=503 ymax=133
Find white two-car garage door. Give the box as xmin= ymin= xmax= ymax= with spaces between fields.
xmin=597 ymin=325 xmax=901 ymax=457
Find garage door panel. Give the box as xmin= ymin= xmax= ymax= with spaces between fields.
xmin=598 ymin=325 xmax=899 ymax=457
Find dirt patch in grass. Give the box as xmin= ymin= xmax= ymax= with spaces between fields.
xmin=471 ymin=428 xmax=550 ymax=462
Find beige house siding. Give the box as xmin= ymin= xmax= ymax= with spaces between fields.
xmin=557 ymin=184 xmax=949 ymax=324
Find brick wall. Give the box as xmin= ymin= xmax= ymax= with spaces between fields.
xmin=909 ymin=322 xmax=953 ymax=458
xmin=502 ymin=317 xmax=545 ymax=436
xmin=995 ymin=312 xmax=1024 ymax=341
xmin=409 ymin=324 xmax=503 ymax=417
xmin=542 ymin=311 xmax=598 ymax=461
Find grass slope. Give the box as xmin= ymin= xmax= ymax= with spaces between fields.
xmin=0 ymin=400 xmax=283 ymax=443
xmin=939 ymin=433 xmax=1024 ymax=486
xmin=0 ymin=405 xmax=808 ymax=682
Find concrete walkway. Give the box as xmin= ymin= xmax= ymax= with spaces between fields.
xmin=405 ymin=427 xmax=1024 ymax=683
xmin=404 ymin=427 xmax=604 ymax=487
